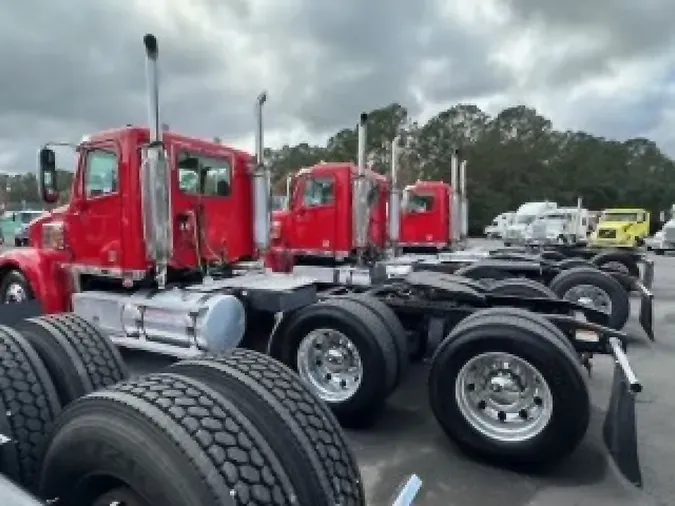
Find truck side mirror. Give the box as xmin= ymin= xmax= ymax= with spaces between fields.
xmin=11 ymin=213 xmax=16 ymax=222
xmin=38 ymin=147 xmax=59 ymax=204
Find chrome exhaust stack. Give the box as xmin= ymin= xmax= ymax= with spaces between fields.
xmin=450 ymin=149 xmax=461 ymax=246
xmin=460 ymin=158 xmax=468 ymax=244
xmin=353 ymin=113 xmax=369 ymax=260
xmin=141 ymin=34 xmax=172 ymax=289
xmin=253 ymin=91 xmax=270 ymax=254
xmin=388 ymin=135 xmax=401 ymax=253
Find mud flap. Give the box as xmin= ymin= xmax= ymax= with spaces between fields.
xmin=634 ymin=279 xmax=654 ymax=341
xmin=0 ymin=300 xmax=42 ymax=327
xmin=641 ymin=258 xmax=654 ymax=290
xmin=603 ymin=337 xmax=642 ymax=487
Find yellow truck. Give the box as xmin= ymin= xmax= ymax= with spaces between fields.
xmin=590 ymin=208 xmax=650 ymax=247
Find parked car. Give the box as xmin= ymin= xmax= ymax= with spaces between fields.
xmin=12 ymin=210 xmax=45 ymax=246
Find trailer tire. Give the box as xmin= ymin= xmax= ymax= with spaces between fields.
xmin=272 ymin=298 xmax=398 ymax=425
xmin=590 ymin=250 xmax=640 ymax=278
xmin=489 ymin=278 xmax=557 ymax=299
xmin=455 ymin=265 xmax=510 ymax=288
xmin=171 ymin=350 xmax=365 ymax=505
xmin=17 ymin=313 xmax=128 ymax=407
xmin=452 ymin=307 xmax=576 ymax=355
xmin=335 ymin=293 xmax=409 ymax=388
xmin=39 ymin=372 xmax=303 ymax=506
xmin=549 ymin=267 xmax=630 ymax=329
xmin=557 ymin=258 xmax=594 ymax=270
xmin=0 ymin=325 xmax=61 ymax=489
xmin=429 ymin=312 xmax=590 ymax=467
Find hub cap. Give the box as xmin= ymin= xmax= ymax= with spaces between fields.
xmin=562 ymin=284 xmax=613 ymax=314
xmin=455 ymin=352 xmax=553 ymax=442
xmin=4 ymin=282 xmax=26 ymax=303
xmin=297 ymin=328 xmax=363 ymax=403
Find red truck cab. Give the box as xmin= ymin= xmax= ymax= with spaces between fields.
xmin=269 ymin=162 xmax=389 ymax=268
xmin=0 ymin=126 xmax=256 ymax=314
xmin=399 ymin=181 xmax=452 ymax=251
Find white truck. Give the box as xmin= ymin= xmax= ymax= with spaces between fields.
xmin=503 ymin=201 xmax=557 ymax=246
xmin=484 ymin=211 xmax=514 ymax=238
xmin=652 ymin=205 xmax=675 ymax=255
xmin=528 ymin=203 xmax=590 ymax=245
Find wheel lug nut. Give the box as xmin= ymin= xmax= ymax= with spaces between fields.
xmin=340 ymin=379 xmax=347 ymax=388
xmin=325 ymin=373 xmax=332 ymax=380
xmin=467 ymin=383 xmax=475 ymax=391
xmin=533 ymin=396 xmax=542 ymax=406
xmin=519 ymin=409 xmax=528 ymax=419
xmin=497 ymin=411 xmax=506 ymax=422
xmin=478 ymin=400 xmax=486 ymax=410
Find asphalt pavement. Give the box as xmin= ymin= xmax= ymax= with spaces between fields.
xmin=353 ymin=239 xmax=674 ymax=506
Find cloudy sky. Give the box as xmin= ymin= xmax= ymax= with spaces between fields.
xmin=2 ymin=0 xmax=675 ymax=173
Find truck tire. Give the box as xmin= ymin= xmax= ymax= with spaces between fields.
xmin=335 ymin=293 xmax=409 ymax=388
xmin=0 ymin=325 xmax=61 ymax=489
xmin=16 ymin=313 xmax=128 ymax=407
xmin=455 ymin=265 xmax=510 ymax=288
xmin=557 ymin=258 xmax=594 ymax=270
xmin=39 ymin=372 xmax=302 ymax=506
xmin=489 ymin=278 xmax=557 ymax=299
xmin=271 ymin=298 xmax=398 ymax=425
xmin=452 ymin=307 xmax=576 ymax=355
xmin=429 ymin=312 xmax=590 ymax=467
xmin=590 ymin=251 xmax=640 ymax=278
xmin=0 ymin=270 xmax=33 ymax=304
xmin=549 ymin=267 xmax=630 ymax=329
xmin=171 ymin=350 xmax=365 ymax=506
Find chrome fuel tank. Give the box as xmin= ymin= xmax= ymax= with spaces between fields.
xmin=72 ymin=288 xmax=246 ymax=358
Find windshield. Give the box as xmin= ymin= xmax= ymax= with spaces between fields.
xmin=515 ymin=214 xmax=535 ymax=224
xmin=540 ymin=213 xmax=570 ymax=221
xmin=601 ymin=212 xmax=638 ymax=222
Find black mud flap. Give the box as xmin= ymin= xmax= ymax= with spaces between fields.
xmin=603 ymin=337 xmax=643 ymax=487
xmin=641 ymin=258 xmax=654 ymax=291
xmin=634 ymin=279 xmax=654 ymax=341
xmin=0 ymin=300 xmax=43 ymax=327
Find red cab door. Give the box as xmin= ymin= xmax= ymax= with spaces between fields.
xmin=290 ymin=175 xmax=337 ymax=254
xmin=67 ymin=143 xmax=123 ymax=270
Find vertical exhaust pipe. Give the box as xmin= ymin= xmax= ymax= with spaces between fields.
xmin=460 ymin=159 xmax=468 ymax=243
xmin=576 ymin=196 xmax=583 ymax=241
xmin=142 ymin=34 xmax=172 ymax=289
xmin=285 ymin=175 xmax=292 ymax=209
xmin=253 ymin=91 xmax=270 ymax=254
xmin=354 ymin=113 xmax=369 ymax=260
xmin=450 ymin=150 xmax=460 ymax=246
xmin=388 ymin=136 xmax=401 ymax=253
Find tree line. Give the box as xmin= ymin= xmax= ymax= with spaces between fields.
xmin=1 ymin=103 xmax=672 ymax=232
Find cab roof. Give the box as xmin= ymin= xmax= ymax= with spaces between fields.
xmin=603 ymin=208 xmax=648 ymax=213
xmin=82 ymin=126 xmax=252 ymax=160
xmin=298 ymin=162 xmax=387 ymax=182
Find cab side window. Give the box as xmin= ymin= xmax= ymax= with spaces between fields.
xmin=84 ymin=150 xmax=119 ymax=198
xmin=303 ymin=178 xmax=334 ymax=207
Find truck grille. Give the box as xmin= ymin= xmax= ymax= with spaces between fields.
xmin=531 ymin=222 xmax=547 ymax=239
xmin=597 ymin=228 xmax=616 ymax=239
xmin=664 ymin=226 xmax=675 ymax=243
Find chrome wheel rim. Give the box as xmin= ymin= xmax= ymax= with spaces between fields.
xmin=562 ymin=283 xmax=613 ymax=314
xmin=297 ymin=328 xmax=363 ymax=403
xmin=4 ymin=282 xmax=26 ymax=303
xmin=455 ymin=351 xmax=553 ymax=442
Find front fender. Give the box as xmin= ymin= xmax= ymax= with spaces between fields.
xmin=0 ymin=248 xmax=71 ymax=313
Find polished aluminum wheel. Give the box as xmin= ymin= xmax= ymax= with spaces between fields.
xmin=297 ymin=328 xmax=363 ymax=403
xmin=455 ymin=351 xmax=553 ymax=443
xmin=562 ymin=283 xmax=613 ymax=314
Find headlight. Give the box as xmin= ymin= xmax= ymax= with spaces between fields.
xmin=271 ymin=220 xmax=282 ymax=240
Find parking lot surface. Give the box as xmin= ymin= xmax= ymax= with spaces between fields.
xmin=353 ymin=240 xmax=672 ymax=506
